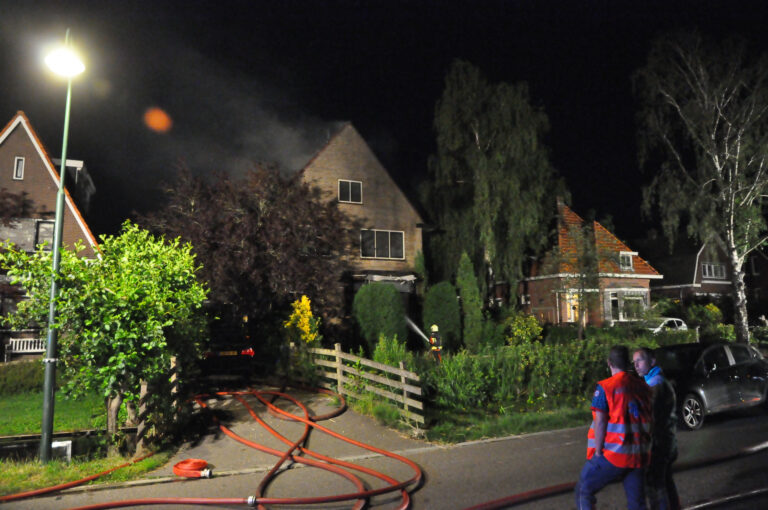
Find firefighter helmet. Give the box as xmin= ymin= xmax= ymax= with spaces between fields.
xmin=430 ymin=324 xmax=439 ymax=332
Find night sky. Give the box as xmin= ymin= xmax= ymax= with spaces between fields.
xmin=2 ymin=0 xmax=768 ymax=241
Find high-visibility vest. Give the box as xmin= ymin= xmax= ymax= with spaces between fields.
xmin=429 ymin=333 xmax=442 ymax=351
xmin=587 ymin=371 xmax=651 ymax=468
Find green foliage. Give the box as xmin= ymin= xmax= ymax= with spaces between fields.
xmin=0 ymin=360 xmax=46 ymax=395
xmin=456 ymin=252 xmax=484 ymax=352
xmin=685 ymin=303 xmax=723 ymax=330
xmin=0 ymin=221 xmax=208 ymax=445
xmin=283 ymin=295 xmax=322 ymax=346
xmin=504 ymin=311 xmax=543 ymax=345
xmin=352 ymin=282 xmax=407 ymax=353
xmin=422 ymin=281 xmax=461 ymax=352
xmin=414 ymin=250 xmax=428 ymax=296
xmin=423 ymin=59 xmax=564 ymax=295
xmin=372 ymin=334 xmax=414 ymax=370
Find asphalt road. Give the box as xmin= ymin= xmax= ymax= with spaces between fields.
xmin=4 ymin=393 xmax=768 ymax=510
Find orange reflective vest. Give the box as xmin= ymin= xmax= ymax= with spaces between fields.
xmin=587 ymin=371 xmax=651 ymax=468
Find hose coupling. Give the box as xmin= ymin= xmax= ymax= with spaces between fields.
xmin=247 ymin=495 xmax=258 ymax=506
xmin=201 ymin=468 xmax=213 ymax=478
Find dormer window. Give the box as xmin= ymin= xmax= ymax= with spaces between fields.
xmin=338 ymin=179 xmax=362 ymax=204
xmin=619 ymin=251 xmax=636 ymax=271
xmin=702 ymin=263 xmax=726 ymax=279
xmin=13 ymin=157 xmax=24 ymax=180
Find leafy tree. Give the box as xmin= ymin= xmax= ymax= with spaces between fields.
xmin=139 ymin=165 xmax=354 ymax=345
xmin=456 ymin=251 xmax=483 ymax=352
xmin=636 ymin=30 xmax=768 ymax=342
xmin=422 ymin=281 xmax=461 ymax=352
xmin=423 ymin=59 xmax=565 ymax=300
xmin=352 ymin=282 xmax=407 ymax=352
xmin=0 ymin=222 xmax=207 ymax=452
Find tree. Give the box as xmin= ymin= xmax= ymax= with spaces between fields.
xmin=352 ymin=282 xmax=407 ymax=353
xmin=456 ymin=251 xmax=483 ymax=352
xmin=139 ymin=165 xmax=355 ymax=344
xmin=422 ymin=281 xmax=461 ymax=352
xmin=636 ymin=31 xmax=768 ymax=342
xmin=0 ymin=222 xmax=207 ymax=453
xmin=423 ymin=59 xmax=565 ymax=300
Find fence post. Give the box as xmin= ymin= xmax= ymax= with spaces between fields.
xmin=335 ymin=343 xmax=344 ymax=395
xmin=399 ymin=361 xmax=408 ymax=415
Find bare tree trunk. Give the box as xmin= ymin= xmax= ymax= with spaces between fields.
xmin=125 ymin=401 xmax=137 ymax=426
xmin=729 ymin=254 xmax=750 ymax=343
xmin=106 ymin=393 xmax=123 ymax=457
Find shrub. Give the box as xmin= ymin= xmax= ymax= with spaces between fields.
xmin=0 ymin=360 xmax=48 ymax=395
xmin=686 ymin=302 xmax=723 ymax=333
xmin=504 ymin=311 xmax=543 ymax=345
xmin=352 ymin=282 xmax=407 ymax=353
xmin=283 ymin=295 xmax=322 ymax=346
xmin=456 ymin=252 xmax=484 ymax=352
xmin=422 ymin=281 xmax=461 ymax=352
xmin=372 ymin=334 xmax=414 ymax=370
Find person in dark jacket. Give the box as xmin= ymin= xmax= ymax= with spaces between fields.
xmin=633 ymin=347 xmax=680 ymax=510
xmin=428 ymin=324 xmax=442 ymax=362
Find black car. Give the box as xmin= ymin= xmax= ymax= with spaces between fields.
xmin=654 ymin=342 xmax=768 ymax=430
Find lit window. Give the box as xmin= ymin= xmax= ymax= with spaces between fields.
xmin=702 ymin=263 xmax=726 ymax=279
xmin=360 ymin=229 xmax=404 ymax=259
xmin=13 ymin=157 xmax=24 ymax=180
xmin=338 ymin=180 xmax=362 ymax=204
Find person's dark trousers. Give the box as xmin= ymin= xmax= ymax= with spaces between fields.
xmin=646 ymin=450 xmax=680 ymax=510
xmin=575 ymin=455 xmax=647 ymax=510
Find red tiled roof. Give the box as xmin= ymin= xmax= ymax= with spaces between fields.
xmin=555 ymin=203 xmax=660 ymax=277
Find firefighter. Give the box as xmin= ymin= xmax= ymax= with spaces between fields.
xmin=428 ymin=324 xmax=442 ymax=362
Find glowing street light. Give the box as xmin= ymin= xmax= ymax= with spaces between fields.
xmin=40 ymin=29 xmax=85 ymax=462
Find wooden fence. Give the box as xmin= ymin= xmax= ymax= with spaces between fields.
xmin=307 ymin=343 xmax=424 ymax=424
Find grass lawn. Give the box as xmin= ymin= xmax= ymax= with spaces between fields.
xmin=0 ymin=391 xmax=105 ymax=436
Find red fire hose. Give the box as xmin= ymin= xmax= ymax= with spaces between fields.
xmin=30 ymin=385 xmax=423 ymax=509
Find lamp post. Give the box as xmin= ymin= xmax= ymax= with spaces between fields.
xmin=40 ymin=29 xmax=85 ymax=462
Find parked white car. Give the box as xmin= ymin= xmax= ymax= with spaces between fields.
xmin=647 ymin=317 xmax=688 ymax=334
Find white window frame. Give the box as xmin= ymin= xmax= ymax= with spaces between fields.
xmin=35 ymin=220 xmax=55 ymax=251
xmin=702 ymin=263 xmax=726 ymax=279
xmin=619 ymin=251 xmax=635 ymax=271
xmin=360 ymin=229 xmax=405 ymax=260
xmin=338 ymin=179 xmax=363 ymax=204
xmin=13 ymin=157 xmax=24 ymax=180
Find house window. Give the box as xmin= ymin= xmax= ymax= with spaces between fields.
xmin=13 ymin=157 xmax=24 ymax=180
xmin=702 ymin=263 xmax=726 ymax=279
xmin=360 ymin=229 xmax=404 ymax=259
xmin=338 ymin=180 xmax=362 ymax=204
xmin=35 ymin=221 xmax=55 ymax=250
xmin=622 ymin=296 xmax=645 ymax=319
xmin=619 ymin=252 xmax=634 ymax=271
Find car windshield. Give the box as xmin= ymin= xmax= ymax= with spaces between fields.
xmin=655 ymin=346 xmax=701 ymax=372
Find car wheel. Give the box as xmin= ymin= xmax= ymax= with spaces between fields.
xmin=681 ymin=393 xmax=705 ymax=430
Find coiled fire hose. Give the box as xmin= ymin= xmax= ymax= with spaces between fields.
xmin=172 ymin=458 xmax=212 ymax=478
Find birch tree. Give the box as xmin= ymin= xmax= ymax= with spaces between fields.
xmin=636 ymin=31 xmax=768 ymax=343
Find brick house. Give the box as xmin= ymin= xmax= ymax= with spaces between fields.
xmin=0 ymin=111 xmax=98 ymax=358
xmin=650 ymin=236 xmax=768 ymax=321
xmin=521 ymin=203 xmax=662 ymax=326
xmin=300 ymin=123 xmax=424 ymax=304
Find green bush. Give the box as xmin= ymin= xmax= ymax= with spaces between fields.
xmin=456 ymin=252 xmax=484 ymax=352
xmin=504 ymin=311 xmax=543 ymax=345
xmin=372 ymin=334 xmax=414 ymax=370
xmin=352 ymin=282 xmax=407 ymax=353
xmin=423 ymin=281 xmax=461 ymax=352
xmin=0 ymin=360 xmax=49 ymax=395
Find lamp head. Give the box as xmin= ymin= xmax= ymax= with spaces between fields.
xmin=45 ymin=47 xmax=85 ymax=78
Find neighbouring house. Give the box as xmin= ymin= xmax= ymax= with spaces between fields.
xmin=520 ymin=203 xmax=662 ymax=326
xmin=300 ymin=123 xmax=424 ymax=310
xmin=0 ymin=111 xmax=99 ymax=360
xmin=650 ymin=236 xmax=768 ymax=321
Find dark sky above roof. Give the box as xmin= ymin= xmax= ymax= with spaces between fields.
xmin=2 ymin=0 xmax=768 ymax=238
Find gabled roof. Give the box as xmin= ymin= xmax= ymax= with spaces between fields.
xmin=0 ymin=111 xmax=98 ymax=251
xmin=554 ymin=203 xmax=661 ymax=277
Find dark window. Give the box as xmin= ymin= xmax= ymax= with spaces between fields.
xmin=729 ymin=345 xmax=751 ymax=364
xmin=339 ymin=180 xmax=362 ymax=204
xmin=360 ymin=229 xmax=405 ymax=259
xmin=35 ymin=221 xmax=55 ymax=250
xmin=702 ymin=347 xmax=729 ymax=372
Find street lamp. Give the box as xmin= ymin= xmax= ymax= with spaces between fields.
xmin=40 ymin=29 xmax=85 ymax=462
